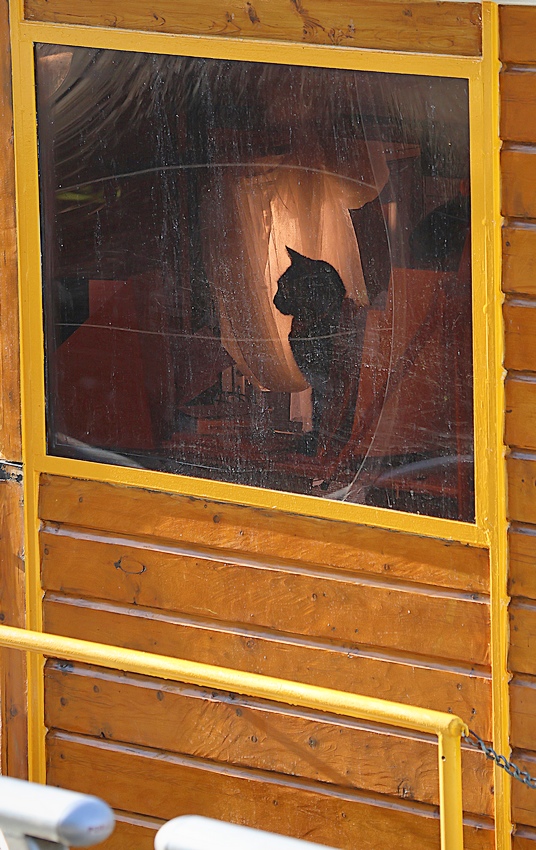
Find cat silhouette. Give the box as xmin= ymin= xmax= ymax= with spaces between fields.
xmin=273 ymin=247 xmax=347 ymax=451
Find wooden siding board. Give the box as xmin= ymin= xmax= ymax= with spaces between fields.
xmin=507 ymin=456 xmax=536 ymax=526
xmin=511 ymin=677 xmax=536 ymax=751
xmin=501 ymin=31 xmax=536 ymax=823
xmin=0 ymin=0 xmax=21 ymax=461
xmin=501 ymin=12 xmax=536 ymax=832
xmin=0 ymin=472 xmax=27 ymax=778
xmin=505 ymin=379 xmax=536 ymax=452
xmin=514 ymin=833 xmax=536 ymax=850
xmin=504 ymin=302 xmax=536 ymax=374
xmin=96 ymin=812 xmax=163 ymax=850
xmin=44 ymin=661 xmax=494 ymax=816
xmin=40 ymin=532 xmax=490 ymax=664
xmin=501 ymin=71 xmax=536 ymax=145
xmin=511 ymin=749 xmax=536 ymax=829
xmin=503 ymin=226 xmax=536 ymax=298
xmin=38 ymin=476 xmax=490 ymax=593
xmin=510 ymin=600 xmax=536 ymax=676
xmin=502 ymin=150 xmax=536 ymax=221
xmin=23 ymin=0 xmax=482 ymax=56
xmin=46 ymin=732 xmax=494 ymax=850
xmin=42 ymin=595 xmax=492 ymax=737
xmin=509 ymin=527 xmax=536 ymax=600
xmin=500 ymin=5 xmax=536 ymax=65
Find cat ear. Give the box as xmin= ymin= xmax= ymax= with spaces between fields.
xmin=285 ymin=246 xmax=305 ymax=263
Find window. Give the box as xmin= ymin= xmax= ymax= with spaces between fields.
xmin=36 ymin=45 xmax=474 ymax=521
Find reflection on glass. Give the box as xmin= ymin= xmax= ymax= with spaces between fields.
xmin=36 ymin=45 xmax=474 ymax=521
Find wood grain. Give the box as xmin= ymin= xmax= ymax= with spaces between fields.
xmin=39 ymin=476 xmax=490 ymax=593
xmin=42 ymin=596 xmax=492 ymax=737
xmin=500 ymin=5 xmax=536 ymax=65
xmin=44 ymin=661 xmax=494 ymax=815
xmin=99 ymin=811 xmax=163 ymax=850
xmin=501 ymin=48 xmax=536 ymax=821
xmin=511 ymin=676 xmax=536 ymax=751
xmin=0 ymin=472 xmax=27 ymax=778
xmin=503 ymin=227 xmax=536 ymax=298
xmin=502 ymin=150 xmax=536 ymax=221
xmin=514 ymin=827 xmax=536 ymax=850
xmin=511 ymin=749 xmax=536 ymax=829
xmin=40 ymin=532 xmax=490 ymax=664
xmin=505 ymin=378 xmax=536 ymax=451
xmin=510 ymin=599 xmax=536 ymax=676
xmin=24 ymin=0 xmax=482 ymax=56
xmin=46 ymin=732 xmax=494 ymax=850
xmin=508 ymin=456 xmax=536 ymax=526
xmin=504 ymin=302 xmax=536 ymax=374
xmin=0 ymin=0 xmax=21 ymax=461
xmin=509 ymin=527 xmax=536 ymax=600
xmin=501 ymin=71 xmax=536 ymax=145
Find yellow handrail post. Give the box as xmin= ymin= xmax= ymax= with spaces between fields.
xmin=438 ymin=726 xmax=465 ymax=850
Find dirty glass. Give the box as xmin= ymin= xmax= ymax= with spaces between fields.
xmin=36 ymin=45 xmax=474 ymax=521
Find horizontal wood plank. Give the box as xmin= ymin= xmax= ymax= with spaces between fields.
xmin=24 ymin=0 xmax=482 ymax=56
xmin=511 ymin=676 xmax=536 ymax=751
xmin=503 ymin=227 xmax=536 ymax=298
xmin=512 ymin=749 xmax=536 ymax=829
xmin=44 ymin=661 xmax=493 ymax=815
xmin=505 ymin=301 xmax=536 ymax=374
xmin=42 ymin=596 xmax=492 ymax=737
xmin=39 ymin=476 xmax=490 ymax=593
xmin=46 ymin=733 xmax=494 ymax=850
xmin=99 ymin=812 xmax=163 ymax=850
xmin=509 ymin=527 xmax=536 ymax=600
xmin=502 ymin=150 xmax=536 ymax=220
xmin=0 ymin=474 xmax=27 ymax=778
xmin=514 ymin=828 xmax=536 ymax=850
xmin=508 ymin=456 xmax=536 ymax=526
xmin=40 ymin=532 xmax=489 ymax=663
xmin=510 ymin=600 xmax=536 ymax=676
xmin=501 ymin=71 xmax=536 ymax=145
xmin=500 ymin=5 xmax=536 ymax=65
xmin=505 ymin=378 xmax=536 ymax=451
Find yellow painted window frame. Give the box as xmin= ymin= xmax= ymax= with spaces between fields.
xmin=10 ymin=4 xmax=501 ymax=547
xmin=7 ymin=4 xmax=510 ymax=848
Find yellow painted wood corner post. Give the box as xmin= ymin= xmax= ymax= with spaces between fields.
xmin=480 ymin=6 xmax=511 ymax=850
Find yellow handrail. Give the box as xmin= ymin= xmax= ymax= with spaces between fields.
xmin=0 ymin=625 xmax=468 ymax=850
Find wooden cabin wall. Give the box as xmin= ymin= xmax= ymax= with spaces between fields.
xmin=0 ymin=0 xmax=21 ymax=465
xmin=0 ymin=0 xmax=26 ymax=779
xmin=0 ymin=0 xmax=507 ymax=846
xmin=501 ymin=5 xmax=536 ymax=846
xmin=23 ymin=0 xmax=482 ymax=56
xmin=39 ymin=474 xmax=494 ymax=850
xmin=0 ymin=467 xmax=27 ymax=779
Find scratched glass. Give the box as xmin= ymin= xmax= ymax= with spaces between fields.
xmin=36 ymin=45 xmax=474 ymax=521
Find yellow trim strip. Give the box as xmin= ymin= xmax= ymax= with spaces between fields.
xmin=0 ymin=624 xmax=467 ymax=850
xmin=9 ymin=24 xmax=47 ymax=785
xmin=37 ymin=455 xmax=489 ymax=546
xmin=481 ymin=6 xmax=512 ymax=850
xmin=469 ymin=61 xmax=490 ymax=535
xmin=19 ymin=19 xmax=481 ymax=76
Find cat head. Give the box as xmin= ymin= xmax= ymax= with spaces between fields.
xmin=273 ymin=247 xmax=346 ymax=322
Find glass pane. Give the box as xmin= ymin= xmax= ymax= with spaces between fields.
xmin=36 ymin=45 xmax=474 ymax=521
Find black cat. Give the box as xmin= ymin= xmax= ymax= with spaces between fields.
xmin=273 ymin=247 xmax=347 ymax=450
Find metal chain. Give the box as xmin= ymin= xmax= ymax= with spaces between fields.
xmin=464 ymin=729 xmax=536 ymax=789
